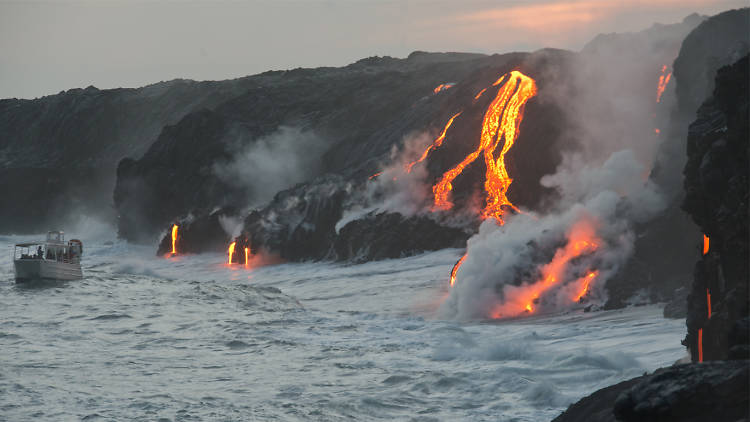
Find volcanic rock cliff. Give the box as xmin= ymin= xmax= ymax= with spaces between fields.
xmin=0 ymin=78 xmax=259 ymax=232
xmin=553 ymin=32 xmax=749 ymax=422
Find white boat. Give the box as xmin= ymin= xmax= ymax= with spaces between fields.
xmin=13 ymin=231 xmax=83 ymax=282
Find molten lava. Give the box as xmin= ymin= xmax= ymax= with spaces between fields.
xmin=698 ymin=328 xmax=704 ymax=362
xmin=474 ymin=88 xmax=487 ymax=100
xmin=245 ymin=247 xmax=250 ymax=268
xmin=432 ymin=70 xmax=537 ymax=224
xmin=450 ymin=253 xmax=467 ymax=286
xmin=433 ymin=83 xmax=455 ymax=94
xmin=227 ymin=241 xmax=236 ymax=265
xmin=574 ymin=270 xmax=599 ymax=302
xmin=171 ymin=224 xmax=178 ymax=255
xmin=703 ymin=234 xmax=710 ymax=255
xmin=490 ymin=218 xmax=600 ymax=318
xmin=368 ymin=171 xmax=382 ymax=180
xmin=406 ymin=112 xmax=463 ymax=173
xmin=656 ymin=65 xmax=672 ymax=103
xmin=707 ymin=288 xmax=712 ymax=319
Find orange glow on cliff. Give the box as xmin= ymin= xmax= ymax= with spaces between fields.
xmin=703 ymin=234 xmax=709 ymax=255
xmin=171 ymin=224 xmax=178 ymax=255
xmin=432 ymin=71 xmax=537 ymax=223
xmin=450 ymin=253 xmax=467 ymax=286
xmin=698 ymin=328 xmax=704 ymax=362
xmin=245 ymin=247 xmax=250 ymax=268
xmin=490 ymin=218 xmax=600 ymax=318
xmin=656 ymin=65 xmax=672 ymax=103
xmin=707 ymin=288 xmax=712 ymax=319
xmin=227 ymin=241 xmax=236 ymax=265
xmin=474 ymin=88 xmax=487 ymax=100
xmin=406 ymin=111 xmax=463 ymax=173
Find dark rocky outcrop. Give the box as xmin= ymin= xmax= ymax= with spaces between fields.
xmin=155 ymin=208 xmax=236 ymax=256
xmin=553 ymin=361 xmax=750 ymax=422
xmin=682 ymin=55 xmax=749 ymax=362
xmin=333 ymin=212 xmax=470 ymax=262
xmin=604 ymin=9 xmax=749 ymax=309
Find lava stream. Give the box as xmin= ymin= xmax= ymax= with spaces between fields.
xmin=227 ymin=241 xmax=236 ymax=265
xmin=703 ymin=234 xmax=710 ymax=255
xmin=489 ymin=218 xmax=600 ymax=318
xmin=405 ymin=111 xmax=463 ymax=173
xmin=432 ymin=71 xmax=537 ymax=224
xmin=449 ymin=253 xmax=467 ymax=286
xmin=245 ymin=247 xmax=250 ymax=268
xmin=656 ymin=65 xmax=672 ymax=103
xmin=171 ymin=224 xmax=178 ymax=255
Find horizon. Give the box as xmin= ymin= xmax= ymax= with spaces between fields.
xmin=0 ymin=0 xmax=746 ymax=99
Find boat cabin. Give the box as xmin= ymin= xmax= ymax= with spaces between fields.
xmin=13 ymin=231 xmax=83 ymax=264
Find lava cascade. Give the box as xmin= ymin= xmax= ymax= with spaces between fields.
xmin=171 ymin=224 xmax=178 ymax=255
xmin=489 ymin=218 xmax=600 ymax=318
xmin=656 ymin=65 xmax=672 ymax=103
xmin=405 ymin=112 xmax=463 ymax=173
xmin=703 ymin=234 xmax=710 ymax=255
xmin=433 ymin=83 xmax=455 ymax=94
xmin=432 ymin=71 xmax=537 ymax=223
xmin=227 ymin=241 xmax=236 ymax=265
xmin=449 ymin=254 xmax=467 ymax=287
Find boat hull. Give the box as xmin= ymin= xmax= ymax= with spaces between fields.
xmin=14 ymin=259 xmax=83 ymax=282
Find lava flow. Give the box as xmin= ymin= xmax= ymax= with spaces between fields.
xmin=171 ymin=224 xmax=178 ymax=255
xmin=227 ymin=241 xmax=236 ymax=265
xmin=703 ymin=234 xmax=710 ymax=255
xmin=433 ymin=83 xmax=455 ymax=94
xmin=433 ymin=71 xmax=537 ymax=223
xmin=489 ymin=218 xmax=600 ymax=318
xmin=245 ymin=247 xmax=250 ymax=268
xmin=449 ymin=253 xmax=467 ymax=286
xmin=656 ymin=65 xmax=672 ymax=103
xmin=405 ymin=111 xmax=463 ymax=173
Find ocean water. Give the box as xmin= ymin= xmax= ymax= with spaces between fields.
xmin=0 ymin=229 xmax=686 ymax=421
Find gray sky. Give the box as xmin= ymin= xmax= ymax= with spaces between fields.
xmin=0 ymin=0 xmax=746 ymax=99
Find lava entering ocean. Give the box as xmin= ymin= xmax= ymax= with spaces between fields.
xmin=489 ymin=218 xmax=601 ymax=318
xmin=227 ymin=241 xmax=236 ymax=265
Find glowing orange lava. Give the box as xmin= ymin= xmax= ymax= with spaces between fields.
xmin=245 ymin=247 xmax=250 ymax=268
xmin=227 ymin=241 xmax=236 ymax=265
xmin=656 ymin=65 xmax=672 ymax=103
xmin=703 ymin=234 xmax=710 ymax=255
xmin=490 ymin=218 xmax=600 ymax=318
xmin=433 ymin=83 xmax=454 ymax=94
xmin=368 ymin=172 xmax=382 ymax=180
xmin=474 ymin=88 xmax=487 ymax=100
xmin=450 ymin=253 xmax=467 ymax=286
xmin=698 ymin=328 xmax=704 ymax=362
xmin=406 ymin=112 xmax=463 ymax=173
xmin=171 ymin=224 xmax=178 ymax=255
xmin=432 ymin=71 xmax=537 ymax=224
xmin=707 ymin=288 xmax=712 ymax=319
xmin=574 ymin=270 xmax=599 ymax=302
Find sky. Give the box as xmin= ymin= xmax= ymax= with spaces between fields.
xmin=0 ymin=0 xmax=746 ymax=99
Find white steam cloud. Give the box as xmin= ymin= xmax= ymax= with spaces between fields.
xmin=441 ymin=150 xmax=666 ymax=320
xmin=213 ymin=126 xmax=329 ymax=207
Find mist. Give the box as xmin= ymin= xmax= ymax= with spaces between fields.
xmin=213 ymin=126 xmax=330 ymax=208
